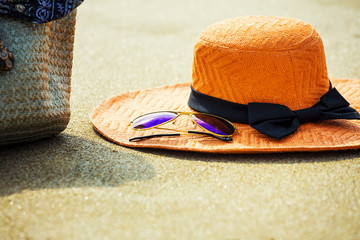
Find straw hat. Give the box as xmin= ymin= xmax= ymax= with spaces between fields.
xmin=91 ymin=16 xmax=360 ymax=153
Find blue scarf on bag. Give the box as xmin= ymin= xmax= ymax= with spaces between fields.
xmin=0 ymin=0 xmax=83 ymax=71
xmin=0 ymin=0 xmax=83 ymax=23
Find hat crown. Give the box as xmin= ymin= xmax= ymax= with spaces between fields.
xmin=191 ymin=16 xmax=330 ymax=110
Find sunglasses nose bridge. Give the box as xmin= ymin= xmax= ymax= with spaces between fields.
xmin=188 ymin=114 xmax=197 ymax=126
xmin=171 ymin=113 xmax=190 ymax=124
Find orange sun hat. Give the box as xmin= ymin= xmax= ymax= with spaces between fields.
xmin=90 ymin=16 xmax=360 ymax=153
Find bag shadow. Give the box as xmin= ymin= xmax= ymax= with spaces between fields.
xmin=0 ymin=134 xmax=156 ymax=196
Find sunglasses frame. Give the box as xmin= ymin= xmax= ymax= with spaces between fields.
xmin=129 ymin=111 xmax=238 ymax=139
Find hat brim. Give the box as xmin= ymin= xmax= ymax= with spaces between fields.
xmin=90 ymin=78 xmax=360 ymax=153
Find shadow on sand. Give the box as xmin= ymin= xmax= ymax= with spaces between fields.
xmin=0 ymin=134 xmax=156 ymax=196
xmin=131 ymin=146 xmax=360 ymax=164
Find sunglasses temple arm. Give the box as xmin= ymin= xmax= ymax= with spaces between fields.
xmin=129 ymin=131 xmax=232 ymax=142
xmin=129 ymin=133 xmax=181 ymax=142
xmin=188 ymin=131 xmax=233 ymax=141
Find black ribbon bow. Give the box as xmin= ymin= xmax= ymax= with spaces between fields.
xmin=248 ymin=88 xmax=360 ymax=139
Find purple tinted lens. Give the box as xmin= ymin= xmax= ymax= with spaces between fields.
xmin=192 ymin=114 xmax=234 ymax=136
xmin=131 ymin=111 xmax=178 ymax=129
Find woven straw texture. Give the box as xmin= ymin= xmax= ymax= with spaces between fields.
xmin=0 ymin=11 xmax=76 ymax=145
xmin=192 ymin=16 xmax=330 ymax=110
xmin=91 ymin=16 xmax=360 ymax=153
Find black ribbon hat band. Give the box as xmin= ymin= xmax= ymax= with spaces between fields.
xmin=188 ymin=85 xmax=360 ymax=139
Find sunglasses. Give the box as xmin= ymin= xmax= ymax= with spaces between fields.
xmin=129 ymin=111 xmax=237 ymax=142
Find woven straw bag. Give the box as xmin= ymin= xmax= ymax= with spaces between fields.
xmin=0 ymin=11 xmax=76 ymax=145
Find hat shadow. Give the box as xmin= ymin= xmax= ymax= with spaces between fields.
xmin=0 ymin=134 xmax=156 ymax=197
xmin=132 ymin=147 xmax=360 ymax=164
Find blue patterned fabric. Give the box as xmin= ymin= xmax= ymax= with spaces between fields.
xmin=0 ymin=0 xmax=83 ymax=23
